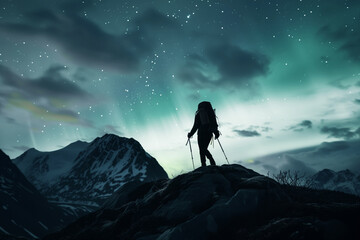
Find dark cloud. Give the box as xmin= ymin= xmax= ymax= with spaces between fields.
xmin=311 ymin=141 xmax=349 ymax=156
xmin=354 ymin=99 xmax=360 ymax=105
xmin=206 ymin=44 xmax=270 ymax=80
xmin=0 ymin=65 xmax=89 ymax=100
xmin=319 ymin=24 xmax=360 ymax=62
xmin=280 ymin=155 xmax=316 ymax=175
xmin=234 ymin=129 xmax=261 ymax=137
xmin=320 ymin=126 xmax=360 ymax=140
xmin=178 ymin=43 xmax=270 ymax=89
xmin=288 ymin=120 xmax=312 ymax=132
xmin=299 ymin=120 xmax=312 ymax=128
xmin=72 ymin=68 xmax=90 ymax=82
xmin=0 ymin=64 xmax=92 ymax=123
xmin=0 ymin=6 xmax=175 ymax=72
xmin=135 ymin=9 xmax=179 ymax=29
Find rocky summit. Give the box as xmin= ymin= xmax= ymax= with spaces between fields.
xmin=44 ymin=164 xmax=360 ymax=240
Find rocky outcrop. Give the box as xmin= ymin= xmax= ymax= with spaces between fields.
xmin=44 ymin=164 xmax=360 ymax=240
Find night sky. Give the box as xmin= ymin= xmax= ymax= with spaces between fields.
xmin=0 ymin=0 xmax=359 ymax=176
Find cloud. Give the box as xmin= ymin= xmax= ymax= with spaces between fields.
xmin=206 ymin=44 xmax=270 ymax=80
xmin=288 ymin=120 xmax=312 ymax=132
xmin=187 ymin=93 xmax=201 ymax=101
xmin=248 ymin=125 xmax=273 ymax=133
xmin=279 ymin=155 xmax=316 ymax=175
xmin=178 ymin=43 xmax=270 ymax=90
xmin=100 ymin=124 xmax=123 ymax=136
xmin=318 ymin=24 xmax=360 ymax=62
xmin=310 ymin=141 xmax=349 ymax=156
xmin=0 ymin=65 xmax=91 ymax=124
xmin=12 ymin=145 xmax=32 ymax=152
xmin=234 ymin=129 xmax=261 ymax=137
xmin=0 ymin=65 xmax=89 ymax=100
xmin=354 ymin=99 xmax=360 ymax=105
xmin=135 ymin=9 xmax=179 ymax=29
xmin=261 ymin=127 xmax=273 ymax=132
xmin=298 ymin=120 xmax=312 ymax=128
xmin=0 ymin=7 xmax=175 ymax=72
xmin=330 ymin=79 xmax=351 ymax=89
xmin=320 ymin=126 xmax=360 ymax=140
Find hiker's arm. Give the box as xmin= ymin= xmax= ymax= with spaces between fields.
xmin=213 ymin=123 xmax=220 ymax=139
xmin=188 ymin=114 xmax=199 ymax=138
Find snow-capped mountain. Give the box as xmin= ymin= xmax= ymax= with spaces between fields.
xmin=0 ymin=150 xmax=72 ymax=239
xmin=14 ymin=140 xmax=89 ymax=191
xmin=14 ymin=134 xmax=168 ymax=212
xmin=312 ymin=169 xmax=360 ymax=196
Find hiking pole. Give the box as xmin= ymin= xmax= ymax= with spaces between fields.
xmin=186 ymin=138 xmax=195 ymax=170
xmin=217 ymin=139 xmax=229 ymax=164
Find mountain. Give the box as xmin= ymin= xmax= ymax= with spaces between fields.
xmin=14 ymin=140 xmax=89 ymax=192
xmin=44 ymin=164 xmax=360 ymax=240
xmin=13 ymin=134 xmax=168 ymax=215
xmin=312 ymin=169 xmax=360 ymax=196
xmin=252 ymin=140 xmax=360 ymax=177
xmin=0 ymin=150 xmax=72 ymax=239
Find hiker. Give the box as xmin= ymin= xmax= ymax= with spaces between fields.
xmin=187 ymin=101 xmax=220 ymax=167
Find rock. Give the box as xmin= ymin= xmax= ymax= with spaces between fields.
xmin=44 ymin=164 xmax=360 ymax=240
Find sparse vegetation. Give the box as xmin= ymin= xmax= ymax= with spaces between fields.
xmin=270 ymin=170 xmax=315 ymax=188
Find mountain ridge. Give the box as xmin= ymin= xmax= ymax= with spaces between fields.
xmin=13 ymin=134 xmax=168 ymax=215
xmin=312 ymin=168 xmax=360 ymax=196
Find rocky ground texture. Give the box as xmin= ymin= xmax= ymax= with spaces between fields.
xmin=44 ymin=164 xmax=360 ymax=240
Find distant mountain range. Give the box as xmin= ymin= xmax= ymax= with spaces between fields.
xmin=252 ymin=139 xmax=360 ymax=196
xmin=0 ymin=150 xmax=72 ymax=239
xmin=254 ymin=140 xmax=360 ymax=174
xmin=312 ymin=169 xmax=360 ymax=196
xmin=13 ymin=134 xmax=168 ymax=215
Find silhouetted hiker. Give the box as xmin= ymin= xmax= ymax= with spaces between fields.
xmin=188 ymin=101 xmax=220 ymax=167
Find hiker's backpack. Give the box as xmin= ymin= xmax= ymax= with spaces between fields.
xmin=197 ymin=101 xmax=218 ymax=132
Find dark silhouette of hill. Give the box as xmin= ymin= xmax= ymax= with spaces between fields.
xmin=0 ymin=150 xmax=73 ymax=240
xmin=44 ymin=164 xmax=360 ymax=240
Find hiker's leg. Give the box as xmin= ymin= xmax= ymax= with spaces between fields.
xmin=203 ymin=132 xmax=216 ymax=165
xmin=205 ymin=150 xmax=216 ymax=166
xmin=198 ymin=134 xmax=207 ymax=167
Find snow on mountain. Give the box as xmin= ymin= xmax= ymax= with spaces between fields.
xmin=13 ymin=134 xmax=168 ymax=212
xmin=14 ymin=140 xmax=89 ymax=190
xmin=312 ymin=169 xmax=360 ymax=196
xmin=0 ymin=150 xmax=73 ymax=239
